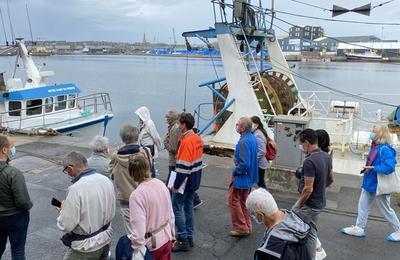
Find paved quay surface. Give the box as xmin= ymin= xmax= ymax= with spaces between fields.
xmin=2 ymin=135 xmax=400 ymax=260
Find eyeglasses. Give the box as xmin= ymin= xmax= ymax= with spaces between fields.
xmin=62 ymin=165 xmax=73 ymax=174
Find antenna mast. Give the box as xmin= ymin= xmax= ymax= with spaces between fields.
xmin=172 ymin=27 xmax=177 ymax=49
xmin=0 ymin=8 xmax=8 ymax=46
xmin=26 ymin=4 xmax=34 ymax=44
xmin=6 ymin=0 xmax=15 ymax=44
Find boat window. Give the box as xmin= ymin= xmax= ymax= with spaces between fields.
xmin=45 ymin=97 xmax=54 ymax=113
xmin=8 ymin=101 xmax=21 ymax=116
xmin=26 ymin=99 xmax=43 ymax=116
xmin=68 ymin=94 xmax=76 ymax=108
xmin=55 ymin=95 xmax=67 ymax=111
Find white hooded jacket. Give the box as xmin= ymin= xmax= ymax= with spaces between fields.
xmin=135 ymin=106 xmax=163 ymax=158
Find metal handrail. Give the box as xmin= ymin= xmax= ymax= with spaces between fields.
xmin=193 ymin=101 xmax=226 ymax=130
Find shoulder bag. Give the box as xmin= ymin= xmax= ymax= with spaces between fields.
xmin=376 ymin=147 xmax=400 ymax=195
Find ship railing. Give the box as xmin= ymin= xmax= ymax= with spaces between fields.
xmin=0 ymin=92 xmax=112 ymax=130
xmin=288 ymin=91 xmax=331 ymax=117
xmin=289 ymin=90 xmax=400 ymax=153
xmin=293 ymin=90 xmax=399 ymax=121
xmin=193 ymin=101 xmax=230 ymax=135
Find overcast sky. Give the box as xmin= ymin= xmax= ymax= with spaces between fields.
xmin=2 ymin=0 xmax=400 ymax=43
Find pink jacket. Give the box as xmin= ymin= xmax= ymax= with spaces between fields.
xmin=129 ymin=178 xmax=175 ymax=251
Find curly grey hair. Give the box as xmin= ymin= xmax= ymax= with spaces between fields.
xmin=90 ymin=135 xmax=109 ymax=153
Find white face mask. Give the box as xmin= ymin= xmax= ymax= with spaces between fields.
xmin=251 ymin=124 xmax=257 ymax=132
xmin=298 ymin=144 xmax=305 ymax=152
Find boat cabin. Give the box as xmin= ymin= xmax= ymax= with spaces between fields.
xmin=0 ymin=83 xmax=81 ymax=129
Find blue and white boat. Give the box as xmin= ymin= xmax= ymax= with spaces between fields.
xmin=0 ymin=39 xmax=113 ymax=137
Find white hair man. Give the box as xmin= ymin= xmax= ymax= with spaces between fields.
xmin=87 ymin=135 xmax=110 ymax=177
xmin=246 ymin=189 xmax=312 ymax=260
xmin=57 ymin=151 xmax=115 ymax=260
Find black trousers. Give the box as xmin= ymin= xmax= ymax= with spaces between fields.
xmin=257 ymin=168 xmax=267 ymax=189
xmin=0 ymin=210 xmax=30 ymax=260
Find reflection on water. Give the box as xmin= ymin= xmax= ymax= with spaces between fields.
xmin=0 ymin=55 xmax=398 ymax=141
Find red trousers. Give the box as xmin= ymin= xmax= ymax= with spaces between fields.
xmin=151 ymin=240 xmax=172 ymax=260
xmin=227 ymin=184 xmax=252 ymax=232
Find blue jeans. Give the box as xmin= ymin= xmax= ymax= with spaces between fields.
xmin=172 ymin=191 xmax=195 ymax=239
xmin=356 ymin=189 xmax=400 ymax=232
xmin=0 ymin=211 xmax=30 ymax=260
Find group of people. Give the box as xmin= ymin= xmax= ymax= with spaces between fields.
xmin=227 ymin=118 xmax=400 ymax=260
xmin=1 ymin=106 xmax=400 ymax=260
xmin=226 ymin=117 xmax=333 ymax=260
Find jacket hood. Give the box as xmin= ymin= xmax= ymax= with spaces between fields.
xmin=117 ymin=144 xmax=140 ymax=155
xmin=378 ymin=143 xmax=397 ymax=156
xmin=135 ymin=106 xmax=151 ymax=122
xmin=269 ymin=210 xmax=310 ymax=242
xmin=113 ymin=144 xmax=142 ymax=168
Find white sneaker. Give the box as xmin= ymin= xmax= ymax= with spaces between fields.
xmin=387 ymin=231 xmax=400 ymax=242
xmin=315 ymin=247 xmax=327 ymax=260
xmin=340 ymin=226 xmax=366 ymax=237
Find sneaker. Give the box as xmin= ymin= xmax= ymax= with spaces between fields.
xmin=387 ymin=231 xmax=400 ymax=242
xmin=187 ymin=237 xmax=194 ymax=247
xmin=340 ymin=226 xmax=366 ymax=237
xmin=193 ymin=200 xmax=204 ymax=209
xmin=172 ymin=238 xmax=191 ymax=252
xmin=315 ymin=247 xmax=327 ymax=260
xmin=229 ymin=230 xmax=251 ymax=237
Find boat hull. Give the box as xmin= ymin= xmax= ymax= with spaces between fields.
xmin=56 ymin=114 xmax=114 ymax=138
xmin=345 ymin=54 xmax=382 ymax=62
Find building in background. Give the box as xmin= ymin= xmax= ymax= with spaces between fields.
xmin=279 ymin=26 xmax=400 ymax=57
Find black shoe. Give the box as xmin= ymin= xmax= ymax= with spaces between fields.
xmin=187 ymin=237 xmax=194 ymax=247
xmin=193 ymin=200 xmax=204 ymax=209
xmin=172 ymin=238 xmax=191 ymax=252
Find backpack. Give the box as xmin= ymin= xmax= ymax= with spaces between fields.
xmin=266 ymin=140 xmax=277 ymax=161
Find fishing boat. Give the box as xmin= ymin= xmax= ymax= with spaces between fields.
xmin=183 ymin=0 xmax=400 ymax=175
xmin=0 ymin=39 xmax=113 ymax=137
xmin=345 ymin=50 xmax=383 ymax=62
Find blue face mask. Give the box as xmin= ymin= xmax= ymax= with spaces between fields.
xmin=370 ymin=132 xmax=377 ymax=141
xmin=8 ymin=146 xmax=16 ymax=160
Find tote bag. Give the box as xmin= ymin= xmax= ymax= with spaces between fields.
xmin=377 ymin=167 xmax=400 ymax=195
xmin=376 ymin=147 xmax=400 ymax=195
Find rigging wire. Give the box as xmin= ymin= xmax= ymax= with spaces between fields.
xmin=273 ymin=9 xmax=400 ymax=26
xmin=372 ymin=0 xmax=396 ymax=9
xmin=0 ymin=8 xmax=8 ymax=45
xmin=290 ymin=0 xmax=330 ymax=11
xmin=265 ymin=52 xmax=397 ymax=107
xmin=25 ymin=4 xmax=34 ymax=44
xmin=268 ymin=14 xmax=400 ymax=58
xmin=290 ymin=0 xmax=396 ymax=11
xmin=183 ymin=53 xmax=189 ymax=112
xmin=6 ymin=0 xmax=15 ymax=43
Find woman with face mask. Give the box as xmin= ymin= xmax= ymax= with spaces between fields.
xmin=250 ymin=116 xmax=272 ymax=189
xmin=341 ymin=124 xmax=400 ymax=242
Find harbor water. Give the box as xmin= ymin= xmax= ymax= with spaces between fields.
xmin=0 ymin=55 xmax=399 ymax=141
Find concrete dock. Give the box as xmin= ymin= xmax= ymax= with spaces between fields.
xmin=2 ymin=135 xmax=400 ymax=260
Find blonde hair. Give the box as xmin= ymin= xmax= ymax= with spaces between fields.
xmin=128 ymin=153 xmax=151 ymax=183
xmin=374 ymin=124 xmax=392 ymax=145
